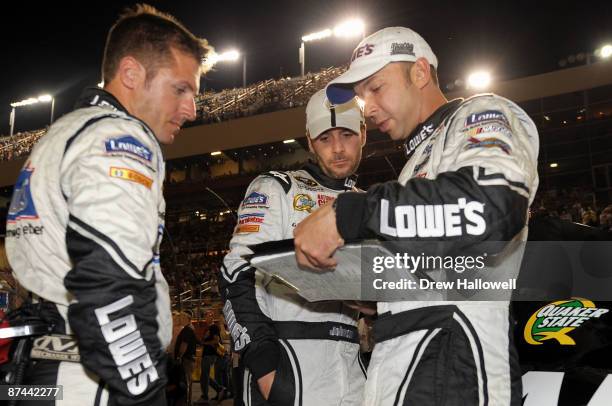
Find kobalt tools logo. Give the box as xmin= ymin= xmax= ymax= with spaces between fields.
xmin=524 ymin=298 xmax=609 ymax=345
xmin=379 ymin=198 xmax=486 ymax=237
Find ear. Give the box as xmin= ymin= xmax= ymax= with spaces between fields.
xmin=306 ymin=133 xmax=315 ymax=153
xmin=411 ymin=58 xmax=432 ymax=90
xmin=360 ymin=126 xmax=367 ymax=147
xmin=117 ymin=56 xmax=146 ymax=90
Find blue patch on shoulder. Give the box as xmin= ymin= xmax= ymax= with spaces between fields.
xmin=242 ymin=192 xmax=269 ymax=208
xmin=105 ymin=135 xmax=152 ymax=162
xmin=465 ymin=110 xmax=508 ymax=126
xmin=7 ymin=164 xmax=38 ymax=222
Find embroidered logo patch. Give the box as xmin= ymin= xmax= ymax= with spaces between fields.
xmin=109 ymin=167 xmax=153 ymax=189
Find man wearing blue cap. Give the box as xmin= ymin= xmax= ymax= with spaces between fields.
xmin=294 ymin=27 xmax=539 ymax=405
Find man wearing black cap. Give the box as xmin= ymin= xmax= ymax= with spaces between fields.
xmin=294 ymin=27 xmax=539 ymax=405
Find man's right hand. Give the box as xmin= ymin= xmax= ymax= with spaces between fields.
xmin=257 ymin=370 xmax=276 ymax=400
xmin=294 ymin=203 xmax=344 ymax=270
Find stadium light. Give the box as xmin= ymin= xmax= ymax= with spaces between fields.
xmin=302 ymin=29 xmax=332 ymax=43
xmin=208 ymin=49 xmax=247 ymax=87
xmin=550 ymin=163 xmax=558 ymax=168
xmin=210 ymin=151 xmax=222 ymax=156
xmin=9 ymin=94 xmax=55 ymax=136
xmin=333 ymin=19 xmax=365 ymax=38
xmin=300 ymin=18 xmax=365 ymax=76
xmin=600 ymin=44 xmax=612 ymax=59
xmin=213 ymin=50 xmax=240 ymax=63
xmin=283 ymin=139 xmax=296 ymax=144
xmin=467 ymin=71 xmax=492 ymax=90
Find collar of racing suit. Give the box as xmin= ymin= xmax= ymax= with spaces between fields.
xmin=74 ymin=87 xmax=158 ymax=145
xmin=302 ymin=161 xmax=358 ymax=191
xmin=74 ymin=87 xmax=130 ymax=112
xmin=402 ymin=98 xmax=464 ymax=160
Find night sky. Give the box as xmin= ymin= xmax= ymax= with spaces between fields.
xmin=1 ymin=0 xmax=610 ymax=135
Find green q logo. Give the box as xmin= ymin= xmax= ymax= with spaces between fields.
xmin=524 ymin=298 xmax=609 ymax=345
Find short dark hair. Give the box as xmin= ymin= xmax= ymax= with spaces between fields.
xmin=102 ymin=3 xmax=212 ymax=84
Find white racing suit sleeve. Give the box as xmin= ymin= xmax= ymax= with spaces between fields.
xmin=220 ymin=175 xmax=288 ymax=380
xmin=61 ymin=118 xmax=167 ymax=406
xmin=336 ymin=96 xmax=539 ymax=248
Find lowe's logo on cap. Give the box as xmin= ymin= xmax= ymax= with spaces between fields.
xmin=105 ymin=136 xmax=152 ymax=162
xmin=350 ymin=44 xmax=375 ymax=62
xmin=390 ymin=42 xmax=415 ymax=56
xmin=466 ymin=110 xmax=509 ymax=126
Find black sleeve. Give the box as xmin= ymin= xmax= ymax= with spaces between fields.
xmin=336 ymin=166 xmax=528 ymax=245
xmin=220 ymin=176 xmax=288 ymax=380
xmin=65 ymin=225 xmax=167 ymax=406
xmin=336 ymin=96 xmax=538 ymax=252
xmin=62 ymin=122 xmax=168 ymax=406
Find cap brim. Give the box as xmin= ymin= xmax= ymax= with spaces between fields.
xmin=326 ymin=60 xmax=388 ymax=104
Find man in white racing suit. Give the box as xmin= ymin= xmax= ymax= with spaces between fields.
xmin=221 ymin=89 xmax=368 ymax=405
xmin=294 ymin=27 xmax=539 ymax=405
xmin=5 ymin=5 xmax=209 ymax=405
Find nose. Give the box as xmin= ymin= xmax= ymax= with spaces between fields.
xmin=182 ymin=98 xmax=197 ymax=123
xmin=363 ymin=95 xmax=377 ymax=121
xmin=331 ymin=134 xmax=345 ymax=154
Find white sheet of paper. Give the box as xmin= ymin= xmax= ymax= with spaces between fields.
xmin=248 ymin=240 xmax=394 ymax=301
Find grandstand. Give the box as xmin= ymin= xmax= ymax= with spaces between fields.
xmin=1 ymin=60 xmax=612 ymax=315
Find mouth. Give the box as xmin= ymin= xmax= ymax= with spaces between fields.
xmin=376 ymin=119 xmax=390 ymax=132
xmin=331 ymin=159 xmax=349 ymax=167
xmin=170 ymin=121 xmax=182 ymax=134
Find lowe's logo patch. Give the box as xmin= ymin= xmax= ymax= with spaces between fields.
xmin=524 ymin=298 xmax=609 ymax=345
xmin=242 ymin=192 xmax=268 ymax=208
xmin=224 ymin=300 xmax=251 ymax=351
xmin=465 ymin=110 xmax=508 ymax=126
xmin=379 ymin=198 xmax=486 ymax=237
xmin=105 ymin=136 xmax=152 ymax=162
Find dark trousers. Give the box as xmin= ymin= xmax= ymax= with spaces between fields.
xmin=200 ymin=355 xmax=222 ymax=400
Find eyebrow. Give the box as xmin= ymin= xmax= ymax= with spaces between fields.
xmin=176 ymin=80 xmax=196 ymax=93
xmin=356 ymin=73 xmax=380 ymax=92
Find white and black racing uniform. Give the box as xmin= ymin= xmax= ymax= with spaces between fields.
xmin=334 ymin=94 xmax=539 ymax=405
xmin=221 ymin=162 xmax=366 ymax=406
xmin=5 ymin=88 xmax=172 ymax=406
